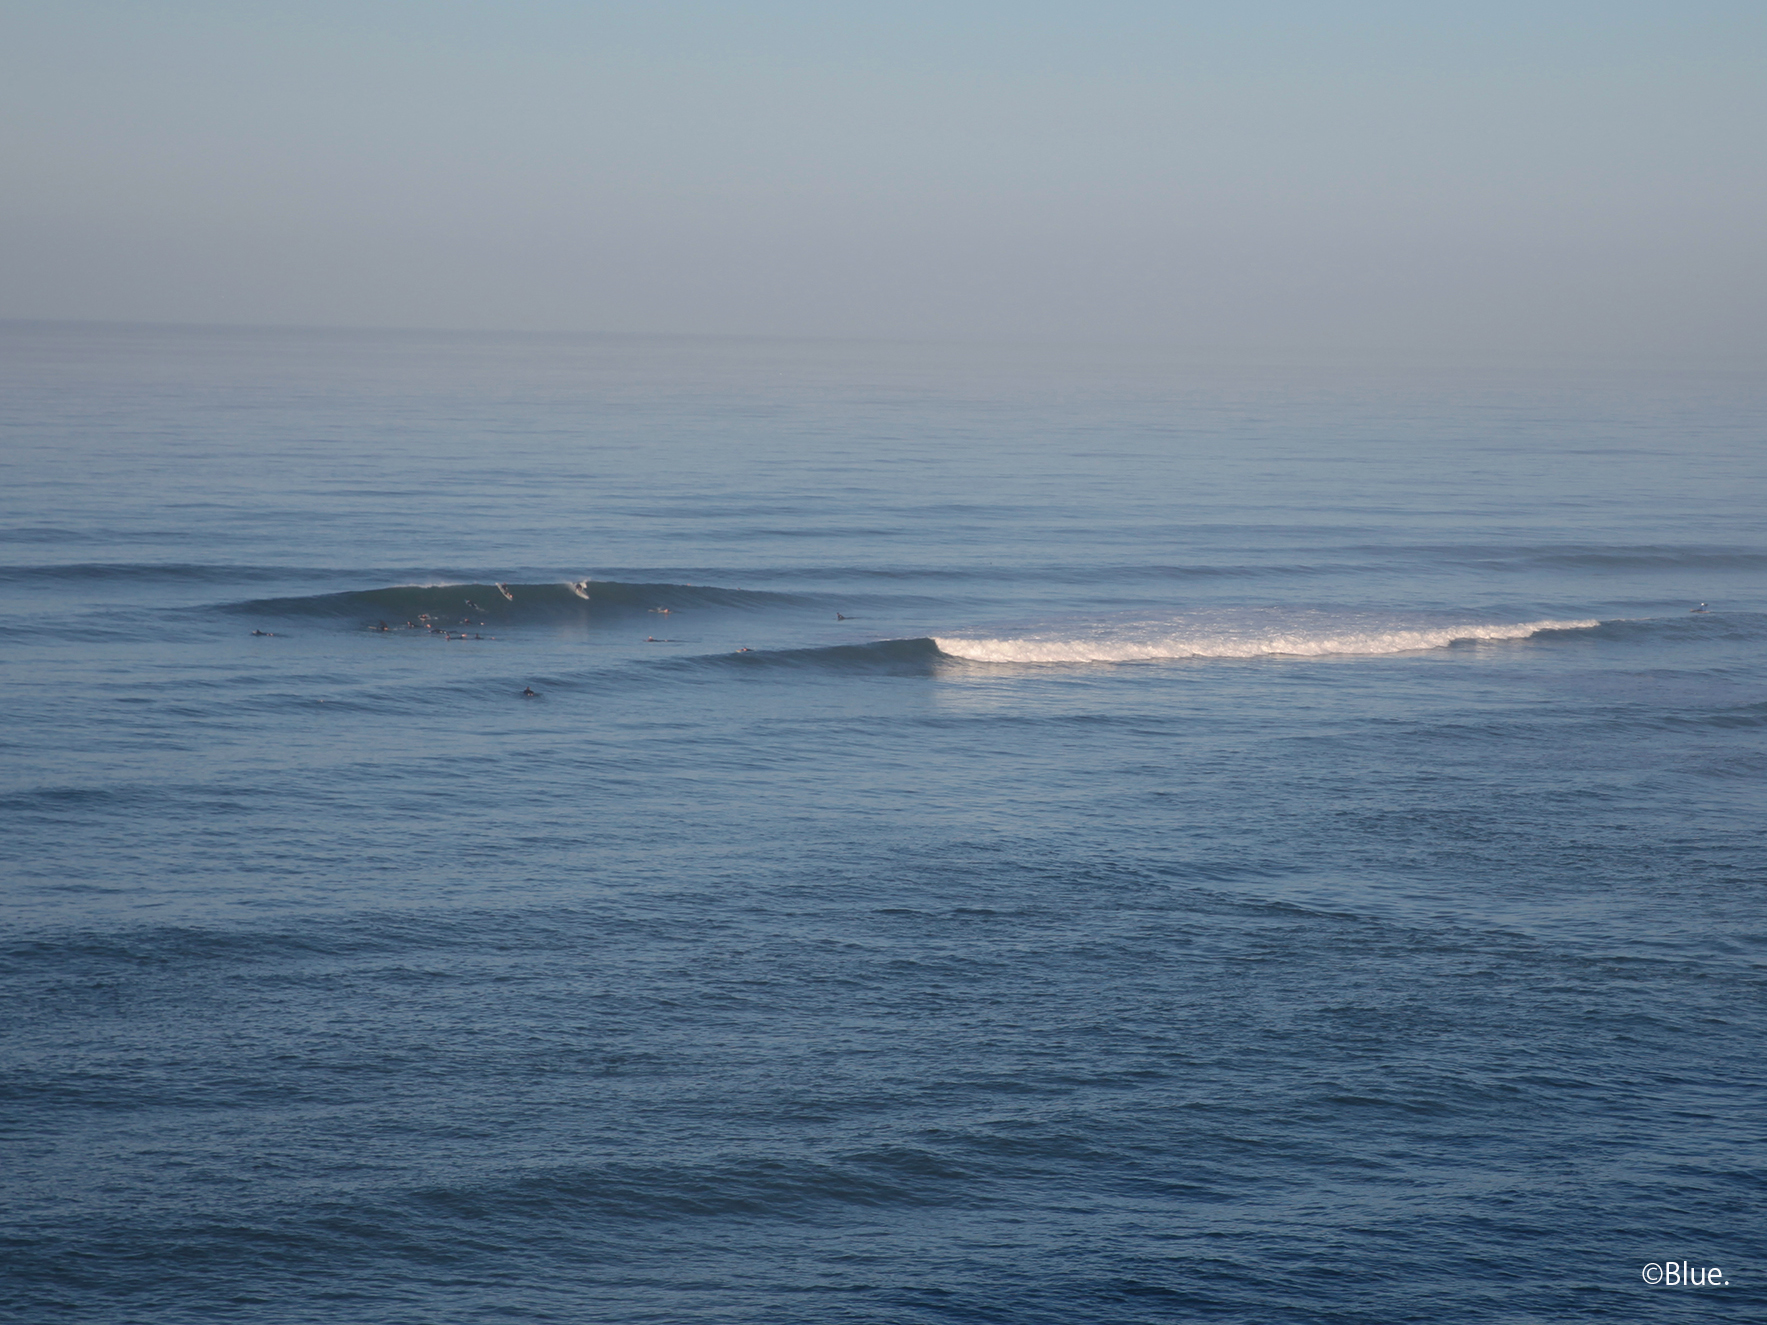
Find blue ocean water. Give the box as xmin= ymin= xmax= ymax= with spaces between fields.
xmin=2 ymin=322 xmax=1763 ymax=1323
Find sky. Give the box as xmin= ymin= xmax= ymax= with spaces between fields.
xmin=2 ymin=1 xmax=1764 ymax=356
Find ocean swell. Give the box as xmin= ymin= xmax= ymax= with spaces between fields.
xmin=228 ymin=579 xmax=805 ymax=623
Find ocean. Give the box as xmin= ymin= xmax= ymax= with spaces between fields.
xmin=2 ymin=322 xmax=1763 ymax=1322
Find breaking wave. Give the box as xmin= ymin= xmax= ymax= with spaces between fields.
xmin=934 ymin=611 xmax=1601 ymax=663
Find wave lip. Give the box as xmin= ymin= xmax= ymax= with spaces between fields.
xmin=934 ymin=610 xmax=1601 ymax=664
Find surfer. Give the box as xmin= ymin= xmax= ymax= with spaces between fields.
xmin=376 ymin=620 xmax=389 ymax=632
xmin=495 ymin=583 xmax=514 ymax=601
xmin=522 ymin=686 xmax=537 ymax=697
xmin=836 ymin=613 xmax=847 ymax=620
xmin=251 ymin=629 xmax=272 ymax=636
xmin=1691 ymin=602 xmax=1709 ymax=613
xmin=570 ymin=581 xmax=591 ymax=600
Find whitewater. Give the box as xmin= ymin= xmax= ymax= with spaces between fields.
xmin=2 ymin=323 xmax=1763 ymax=1324
xmin=933 ymin=609 xmax=1601 ymax=662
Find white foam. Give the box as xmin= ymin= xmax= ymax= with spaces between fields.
xmin=933 ymin=614 xmax=1600 ymax=664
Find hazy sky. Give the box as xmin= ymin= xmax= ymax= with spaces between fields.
xmin=3 ymin=1 xmax=1763 ymax=355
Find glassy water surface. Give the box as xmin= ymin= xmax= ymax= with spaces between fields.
xmin=2 ymin=324 xmax=1763 ymax=1322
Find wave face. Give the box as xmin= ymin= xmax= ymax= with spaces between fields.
xmin=935 ymin=610 xmax=1600 ymax=663
xmin=682 ymin=636 xmax=945 ymax=675
xmin=229 ymin=578 xmax=805 ymax=622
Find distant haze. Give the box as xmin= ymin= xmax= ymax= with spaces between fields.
xmin=3 ymin=1 xmax=1763 ymax=357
